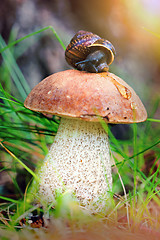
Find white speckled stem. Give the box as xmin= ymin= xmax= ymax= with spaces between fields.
xmin=39 ymin=118 xmax=112 ymax=212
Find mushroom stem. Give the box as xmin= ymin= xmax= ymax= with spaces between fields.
xmin=39 ymin=118 xmax=112 ymax=211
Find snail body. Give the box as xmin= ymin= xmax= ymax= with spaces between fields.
xmin=65 ymin=30 xmax=116 ymax=73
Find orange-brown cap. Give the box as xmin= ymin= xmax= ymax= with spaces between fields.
xmin=24 ymin=70 xmax=147 ymax=123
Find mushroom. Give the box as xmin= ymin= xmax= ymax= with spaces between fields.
xmin=24 ymin=69 xmax=147 ymax=212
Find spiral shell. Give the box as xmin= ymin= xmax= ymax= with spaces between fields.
xmin=65 ymin=30 xmax=116 ymax=72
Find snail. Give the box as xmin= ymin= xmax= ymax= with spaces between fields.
xmin=65 ymin=30 xmax=116 ymax=73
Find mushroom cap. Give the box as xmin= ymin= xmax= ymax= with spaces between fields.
xmin=24 ymin=70 xmax=147 ymax=123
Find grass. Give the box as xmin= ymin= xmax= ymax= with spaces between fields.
xmin=0 ymin=26 xmax=160 ymax=239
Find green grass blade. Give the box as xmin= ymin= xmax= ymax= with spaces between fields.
xmin=133 ymin=122 xmax=138 ymax=208
xmin=147 ymin=118 xmax=160 ymax=123
xmin=0 ymin=142 xmax=40 ymax=182
xmin=0 ymin=26 xmax=66 ymax=54
xmin=143 ymin=27 xmax=160 ymax=39
xmin=114 ymin=139 xmax=160 ymax=167
xmin=0 ymin=35 xmax=31 ymax=99
xmin=0 ymin=196 xmax=21 ymax=204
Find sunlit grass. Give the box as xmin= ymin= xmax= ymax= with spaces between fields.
xmin=0 ymin=26 xmax=160 ymax=239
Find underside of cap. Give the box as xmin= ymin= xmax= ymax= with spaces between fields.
xmin=24 ymin=70 xmax=147 ymax=124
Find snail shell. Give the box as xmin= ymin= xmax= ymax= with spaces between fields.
xmin=65 ymin=30 xmax=116 ymax=73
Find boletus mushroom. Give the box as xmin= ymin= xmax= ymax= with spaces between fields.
xmin=24 ymin=70 xmax=147 ymax=212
